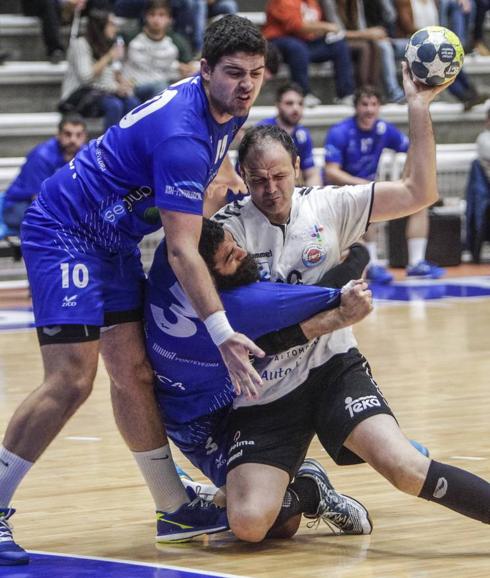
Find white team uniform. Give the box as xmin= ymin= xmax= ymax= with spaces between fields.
xmin=215 ymin=183 xmax=374 ymax=408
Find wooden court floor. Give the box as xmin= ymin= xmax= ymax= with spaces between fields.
xmin=0 ymin=284 xmax=489 ymax=577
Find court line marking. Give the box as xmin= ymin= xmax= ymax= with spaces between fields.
xmin=29 ymin=550 xmax=252 ymax=578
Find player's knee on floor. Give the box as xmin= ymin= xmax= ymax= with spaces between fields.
xmin=228 ymin=503 xmax=277 ymax=543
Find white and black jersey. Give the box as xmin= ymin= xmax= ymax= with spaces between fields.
xmin=214 ymin=183 xmax=374 ymax=408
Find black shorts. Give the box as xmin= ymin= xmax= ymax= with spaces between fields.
xmin=227 ymin=348 xmax=395 ymax=479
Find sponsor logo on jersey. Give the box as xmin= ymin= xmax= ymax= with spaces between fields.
xmin=345 ymin=395 xmax=381 ymax=418
xmin=164 ymin=185 xmax=202 ymax=201
xmin=310 ymin=224 xmax=324 ymax=242
xmin=302 ymin=243 xmax=326 ymax=268
xmin=251 ymin=250 xmax=273 ymax=259
xmin=62 ymin=295 xmax=78 ymax=307
xmin=102 ymin=185 xmax=154 ymax=224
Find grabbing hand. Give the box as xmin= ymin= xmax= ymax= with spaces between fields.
xmin=218 ymin=333 xmax=265 ymax=399
xmin=339 ymin=279 xmax=373 ymax=325
xmin=402 ymin=61 xmax=455 ymax=106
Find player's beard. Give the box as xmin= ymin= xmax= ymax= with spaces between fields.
xmin=213 ymin=255 xmax=260 ymax=290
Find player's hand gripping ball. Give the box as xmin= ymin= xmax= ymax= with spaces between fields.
xmin=404 ymin=26 xmax=464 ymax=86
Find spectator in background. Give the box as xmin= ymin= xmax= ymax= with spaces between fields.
xmin=439 ymin=0 xmax=473 ymax=51
xmin=465 ymin=112 xmax=490 ymax=263
xmin=395 ymin=0 xmax=486 ymax=111
xmin=170 ymin=0 xmax=238 ymax=56
xmin=124 ymin=0 xmax=196 ymax=102
xmin=2 ymin=116 xmax=88 ymax=234
xmin=60 ymin=9 xmax=140 ymax=130
xmin=263 ymin=0 xmax=356 ymax=107
xmin=258 ymin=83 xmax=321 ymax=186
xmin=324 ymin=85 xmax=445 ymax=283
xmin=332 ymin=0 xmax=405 ymax=103
xmin=473 ymin=0 xmax=490 ymax=55
xmin=21 ymin=0 xmax=86 ymax=63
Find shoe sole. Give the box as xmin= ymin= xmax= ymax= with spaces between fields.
xmin=156 ymin=524 xmax=229 ymax=543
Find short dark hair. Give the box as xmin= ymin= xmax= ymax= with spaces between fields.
xmin=354 ymin=85 xmax=382 ymax=106
xmin=58 ymin=114 xmax=87 ymax=132
xmin=144 ymin=0 xmax=171 ymax=15
xmin=202 ymin=14 xmax=266 ymax=69
xmin=276 ymin=82 xmax=304 ymax=102
xmin=265 ymin=41 xmax=281 ymax=76
xmin=238 ymin=124 xmax=298 ymax=168
xmin=199 ymin=218 xmax=225 ymax=271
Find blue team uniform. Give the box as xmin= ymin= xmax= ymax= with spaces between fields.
xmin=21 ymin=76 xmax=246 ymax=327
xmin=145 ymin=240 xmax=341 ymax=486
xmin=258 ymin=117 xmax=315 ymax=172
xmin=2 ymin=137 xmax=66 ymax=231
xmin=324 ymin=117 xmax=409 ymax=181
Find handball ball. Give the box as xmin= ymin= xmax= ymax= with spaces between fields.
xmin=405 ymin=26 xmax=464 ymax=86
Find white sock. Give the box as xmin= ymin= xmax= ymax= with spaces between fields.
xmin=0 ymin=446 xmax=33 ymax=508
xmin=132 ymin=444 xmax=189 ymax=512
xmin=407 ymin=237 xmax=427 ymax=267
xmin=181 ymin=478 xmax=219 ymax=502
xmin=366 ymin=242 xmax=379 ymax=265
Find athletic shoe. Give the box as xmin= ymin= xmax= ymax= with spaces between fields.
xmin=297 ymin=458 xmax=372 ymax=535
xmin=0 ymin=508 xmax=29 ymax=565
xmin=156 ymin=489 xmax=228 ymax=543
xmin=409 ymin=439 xmax=430 ymax=457
xmin=304 ymin=93 xmax=322 ymax=107
xmin=406 ymin=260 xmax=445 ymax=279
xmin=366 ymin=264 xmax=393 ymax=285
xmin=176 ymin=464 xmax=218 ymax=502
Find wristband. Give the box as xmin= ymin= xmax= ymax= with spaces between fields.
xmin=204 ymin=311 xmax=234 ymax=346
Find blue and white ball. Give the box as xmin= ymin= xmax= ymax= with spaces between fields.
xmin=405 ymin=26 xmax=464 ymax=86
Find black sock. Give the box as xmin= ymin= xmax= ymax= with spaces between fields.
xmin=273 ymin=477 xmax=320 ymax=527
xmin=419 ymin=460 xmax=490 ymax=524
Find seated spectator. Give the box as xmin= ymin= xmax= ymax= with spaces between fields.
xmin=466 ymin=112 xmax=490 ymax=263
xmin=395 ymin=0 xmax=486 ymax=110
xmin=473 ymin=0 xmax=490 ymax=55
xmin=21 ymin=0 xmax=85 ymax=63
xmin=2 ymin=115 xmax=88 ymax=234
xmin=262 ymin=0 xmax=356 ymax=106
xmin=60 ymin=9 xmax=140 ymax=130
xmin=124 ymin=0 xmax=196 ymax=102
xmin=324 ymin=85 xmax=445 ymax=283
xmin=258 ymin=83 xmax=321 ymax=185
xmin=331 ymin=0 xmax=404 ymax=103
xmin=170 ymin=0 xmax=237 ymax=56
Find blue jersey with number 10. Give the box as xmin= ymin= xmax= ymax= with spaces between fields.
xmin=37 ymin=76 xmax=246 ymax=252
xmin=145 ymin=241 xmax=341 ymax=424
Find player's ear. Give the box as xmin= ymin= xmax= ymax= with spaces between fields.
xmin=201 ymin=59 xmax=211 ymax=82
xmin=294 ymin=156 xmax=300 ymax=180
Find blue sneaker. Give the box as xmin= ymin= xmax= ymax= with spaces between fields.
xmin=366 ymin=264 xmax=393 ymax=285
xmin=0 ymin=508 xmax=29 ymax=565
xmin=297 ymin=458 xmax=372 ymax=535
xmin=156 ymin=489 xmax=228 ymax=543
xmin=175 ymin=465 xmax=219 ymax=502
xmin=406 ymin=260 xmax=445 ymax=279
xmin=410 ymin=439 xmax=430 ymax=457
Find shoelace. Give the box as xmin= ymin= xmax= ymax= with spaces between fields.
xmin=187 ymin=494 xmax=221 ymax=511
xmin=0 ymin=518 xmax=13 ymax=543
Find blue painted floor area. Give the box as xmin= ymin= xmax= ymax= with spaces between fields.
xmin=0 ymin=552 xmax=235 ymax=578
xmin=370 ymin=276 xmax=490 ymax=301
xmin=0 ymin=307 xmax=34 ymax=332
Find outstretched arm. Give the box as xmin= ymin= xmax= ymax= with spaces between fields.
xmin=371 ymin=63 xmax=453 ymax=222
xmin=160 ymin=209 xmax=264 ymax=398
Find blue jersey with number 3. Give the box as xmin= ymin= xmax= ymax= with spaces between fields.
xmin=145 ymin=241 xmax=341 ymax=423
xmin=36 ymin=76 xmax=246 ymax=251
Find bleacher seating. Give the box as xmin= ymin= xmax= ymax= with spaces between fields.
xmin=0 ymin=2 xmax=489 ymax=277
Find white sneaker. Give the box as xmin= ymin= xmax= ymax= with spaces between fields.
xmin=333 ymin=94 xmax=354 ymax=106
xmin=304 ymin=93 xmax=322 ymax=107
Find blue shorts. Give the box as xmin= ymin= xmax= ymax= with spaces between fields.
xmin=164 ymin=407 xmax=231 ymax=488
xmin=21 ymin=203 xmax=145 ymax=328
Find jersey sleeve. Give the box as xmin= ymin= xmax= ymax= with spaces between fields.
xmin=212 ymin=202 xmax=248 ymax=248
xmin=386 ymin=123 xmax=409 ymax=153
xmin=221 ymin=282 xmax=341 ymax=339
xmin=296 ymin=128 xmax=315 ymax=170
xmin=324 ymin=125 xmax=346 ymax=165
xmin=151 ymin=135 xmax=210 ymax=215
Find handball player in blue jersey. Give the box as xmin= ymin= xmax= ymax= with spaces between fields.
xmin=145 ymin=218 xmax=374 ymax=539
xmin=0 ymin=15 xmax=268 ymax=564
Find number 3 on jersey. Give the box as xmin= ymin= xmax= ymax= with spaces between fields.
xmin=60 ymin=263 xmax=89 ymax=289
